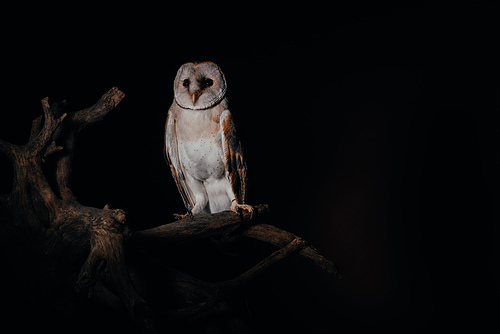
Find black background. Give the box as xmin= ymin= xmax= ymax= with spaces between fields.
xmin=1 ymin=1 xmax=499 ymax=332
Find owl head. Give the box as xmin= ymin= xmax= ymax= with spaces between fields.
xmin=173 ymin=61 xmax=227 ymax=110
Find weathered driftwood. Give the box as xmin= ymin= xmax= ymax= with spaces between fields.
xmin=0 ymin=88 xmax=339 ymax=333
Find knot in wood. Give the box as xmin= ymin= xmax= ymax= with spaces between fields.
xmin=113 ymin=209 xmax=126 ymax=224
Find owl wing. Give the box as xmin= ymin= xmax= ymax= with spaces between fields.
xmin=220 ymin=110 xmax=248 ymax=204
xmin=164 ymin=107 xmax=195 ymax=212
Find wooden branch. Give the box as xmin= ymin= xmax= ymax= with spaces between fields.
xmin=29 ymin=97 xmax=67 ymax=157
xmin=243 ymin=224 xmax=340 ymax=277
xmin=0 ymin=88 xmax=149 ymax=328
xmin=74 ymin=207 xmax=141 ymax=316
xmin=72 ymin=87 xmax=125 ymax=128
xmin=133 ymin=204 xmax=269 ymax=244
xmin=43 ymin=141 xmax=64 ymax=161
xmin=133 ymin=226 xmax=334 ymax=325
xmin=133 ymin=205 xmax=339 ymax=278
xmin=0 ymin=97 xmax=68 ymax=230
xmin=0 ymin=97 xmax=65 ymax=164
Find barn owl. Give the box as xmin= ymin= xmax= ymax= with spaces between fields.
xmin=164 ymin=61 xmax=253 ymax=218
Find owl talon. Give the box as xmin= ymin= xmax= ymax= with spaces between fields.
xmin=173 ymin=211 xmax=194 ymax=220
xmin=230 ymin=201 xmax=254 ymax=222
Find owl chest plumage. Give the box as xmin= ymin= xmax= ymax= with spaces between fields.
xmin=175 ymin=108 xmax=225 ymax=181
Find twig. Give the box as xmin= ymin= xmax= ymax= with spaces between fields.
xmin=243 ymin=224 xmax=340 ymax=277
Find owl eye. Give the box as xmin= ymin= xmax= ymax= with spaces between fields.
xmin=182 ymin=79 xmax=190 ymax=87
xmin=204 ymin=78 xmax=213 ymax=87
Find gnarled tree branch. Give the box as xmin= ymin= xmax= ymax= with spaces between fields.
xmin=0 ymin=99 xmax=66 ymax=231
xmin=0 ymin=88 xmax=153 ymax=329
xmin=71 ymin=87 xmax=125 ymax=127
xmin=133 ymin=205 xmax=339 ymax=278
xmin=133 ymin=204 xmax=269 ymax=244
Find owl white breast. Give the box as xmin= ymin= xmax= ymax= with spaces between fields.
xmin=175 ymin=108 xmax=225 ymax=181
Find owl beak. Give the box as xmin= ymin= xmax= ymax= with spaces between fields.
xmin=191 ymin=90 xmax=202 ymax=105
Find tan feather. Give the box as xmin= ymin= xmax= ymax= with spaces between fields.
xmin=221 ymin=110 xmax=248 ymax=204
xmin=164 ymin=108 xmax=195 ymax=211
